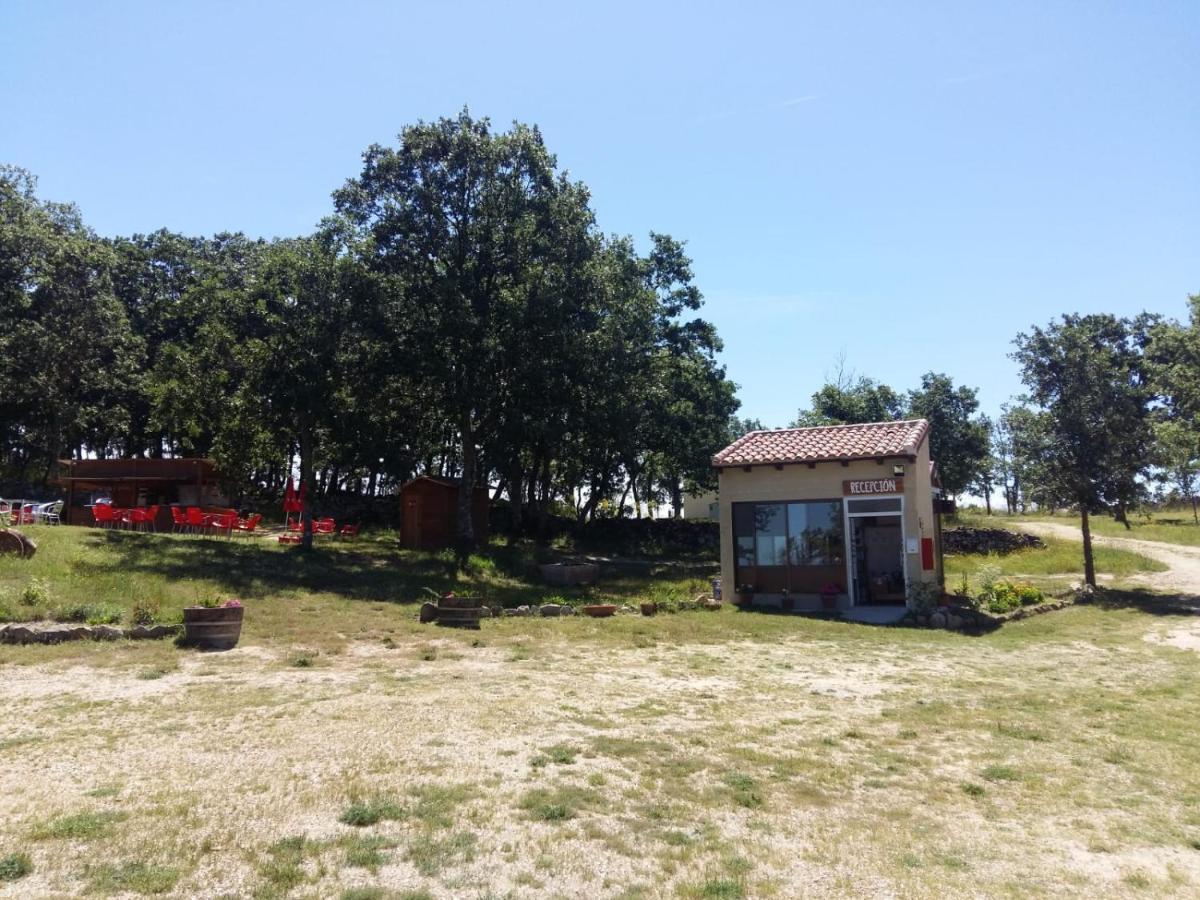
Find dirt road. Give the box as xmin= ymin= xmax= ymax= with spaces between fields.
xmin=1019 ymin=520 xmax=1200 ymax=596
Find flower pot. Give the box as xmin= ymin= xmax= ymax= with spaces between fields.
xmin=581 ymin=604 xmax=617 ymax=618
xmin=640 ymin=602 xmax=657 ymax=616
xmin=182 ymin=605 xmax=244 ymax=650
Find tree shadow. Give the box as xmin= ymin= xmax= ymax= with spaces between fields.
xmin=1086 ymin=586 xmax=1200 ymax=617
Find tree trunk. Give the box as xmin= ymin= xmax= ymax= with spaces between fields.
xmin=1080 ymin=507 xmax=1096 ymax=588
xmin=983 ymin=489 xmax=992 ymax=516
xmin=456 ymin=415 xmax=477 ymax=566
xmin=670 ymin=476 xmax=683 ymax=518
xmin=1191 ymin=493 xmax=1198 ymax=525
xmin=508 ymin=461 xmax=523 ymax=534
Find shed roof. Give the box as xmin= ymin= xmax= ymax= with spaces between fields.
xmin=713 ymin=419 xmax=930 ymax=467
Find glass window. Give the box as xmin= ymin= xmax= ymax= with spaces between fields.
xmin=755 ymin=503 xmax=787 ymax=566
xmin=787 ymin=501 xmax=843 ymax=565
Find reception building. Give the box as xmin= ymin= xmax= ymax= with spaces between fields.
xmin=713 ymin=419 xmax=945 ymax=611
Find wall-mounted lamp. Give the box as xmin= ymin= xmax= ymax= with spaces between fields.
xmin=893 ymin=464 xmax=905 ymax=477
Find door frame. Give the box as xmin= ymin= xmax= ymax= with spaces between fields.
xmin=843 ymin=495 xmax=907 ymax=607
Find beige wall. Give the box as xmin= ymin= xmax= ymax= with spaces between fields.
xmin=717 ymin=442 xmax=941 ymax=606
xmin=683 ymin=490 xmax=719 ymax=521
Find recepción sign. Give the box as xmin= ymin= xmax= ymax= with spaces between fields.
xmin=843 ymin=477 xmax=904 ymax=496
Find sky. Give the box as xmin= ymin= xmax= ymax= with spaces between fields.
xmin=2 ymin=1 xmax=1197 ymax=429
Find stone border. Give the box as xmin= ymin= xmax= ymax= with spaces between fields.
xmin=0 ymin=622 xmax=182 ymax=645
xmin=910 ymin=596 xmax=1075 ymax=632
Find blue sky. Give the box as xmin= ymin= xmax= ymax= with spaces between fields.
xmin=3 ymin=1 xmax=1197 ymax=427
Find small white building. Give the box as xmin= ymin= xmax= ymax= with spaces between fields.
xmin=682 ymin=490 xmax=719 ymax=521
xmin=713 ymin=419 xmax=944 ymax=611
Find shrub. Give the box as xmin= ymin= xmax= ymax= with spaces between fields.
xmin=0 ymin=852 xmax=32 ymax=881
xmin=19 ymin=578 xmax=50 ymax=607
xmin=1014 ymin=582 xmax=1045 ymax=606
xmin=130 ymin=599 xmax=161 ymax=627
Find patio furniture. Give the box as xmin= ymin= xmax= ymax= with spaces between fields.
xmin=129 ymin=508 xmax=152 ymax=532
xmin=170 ymin=506 xmax=188 ymax=533
xmin=233 ymin=513 xmax=262 ymax=537
xmin=92 ymin=504 xmax=115 ymax=528
xmin=36 ymin=500 xmax=64 ymax=525
xmin=337 ymin=522 xmax=360 ymax=539
xmin=209 ymin=511 xmax=237 ymax=538
xmin=185 ymin=506 xmax=206 ymax=535
xmin=313 ymin=517 xmax=336 ymax=537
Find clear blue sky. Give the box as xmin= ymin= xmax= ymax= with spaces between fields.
xmin=3 ymin=1 xmax=1197 ymax=427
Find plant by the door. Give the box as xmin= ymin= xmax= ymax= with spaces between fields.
xmin=820 ymin=582 xmax=842 ymax=611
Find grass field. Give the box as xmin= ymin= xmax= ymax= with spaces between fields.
xmin=943 ymin=532 xmax=1167 ymax=595
xmin=959 ymin=508 xmax=1200 ymax=548
xmin=2 ymin=527 xmax=1200 ymax=897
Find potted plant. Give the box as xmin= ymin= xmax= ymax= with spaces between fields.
xmin=735 ymin=584 xmax=755 ymax=607
xmin=182 ymin=598 xmax=244 ymax=650
xmin=820 ymin=582 xmax=842 ymax=612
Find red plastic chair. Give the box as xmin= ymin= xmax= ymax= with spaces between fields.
xmin=314 ymin=518 xmax=336 ymax=537
xmin=92 ymin=504 xmax=114 ymax=529
xmin=338 ymin=523 xmax=360 ymax=539
xmin=170 ymin=507 xmax=187 ymax=533
xmin=129 ymin=508 xmax=151 ymax=532
xmin=145 ymin=505 xmax=160 ymax=533
xmin=185 ymin=507 xmax=206 ymax=535
xmin=210 ymin=511 xmax=237 ymax=538
xmin=233 ymin=513 xmax=262 ymax=537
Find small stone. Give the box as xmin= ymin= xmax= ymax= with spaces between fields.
xmin=419 ymin=602 xmax=439 ymax=624
xmin=559 ymin=605 xmax=575 ymax=616
xmin=946 ymin=614 xmax=963 ymax=630
xmin=930 ymin=612 xmax=947 ymax=629
xmin=129 ymin=624 xmax=181 ymax=639
xmin=477 ymin=606 xmax=492 ymax=618
xmin=91 ymin=625 xmax=123 ymax=641
xmin=619 ymin=605 xmax=636 ymax=614
xmin=1 ymin=625 xmax=35 ymax=644
xmin=539 ymin=604 xmax=562 ymax=617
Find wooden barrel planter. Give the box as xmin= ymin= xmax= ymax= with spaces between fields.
xmin=435 ymin=594 xmax=483 ymax=629
xmin=182 ymin=605 xmax=244 ymax=650
xmin=581 ymin=604 xmax=617 ymax=618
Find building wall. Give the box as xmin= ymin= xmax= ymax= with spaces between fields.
xmin=682 ymin=490 xmax=719 ymax=521
xmin=717 ymin=442 xmax=940 ymax=606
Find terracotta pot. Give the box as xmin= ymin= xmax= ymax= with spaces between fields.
xmin=182 ymin=605 xmax=244 ymax=650
xmin=581 ymin=604 xmax=617 ymax=618
xmin=640 ymin=602 xmax=657 ymax=617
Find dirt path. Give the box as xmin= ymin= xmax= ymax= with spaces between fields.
xmin=1018 ymin=520 xmax=1200 ymax=595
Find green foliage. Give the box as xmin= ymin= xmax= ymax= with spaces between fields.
xmin=87 ymin=861 xmax=179 ymax=895
xmin=19 ymin=578 xmax=50 ymax=607
xmin=52 ymin=602 xmax=123 ymax=625
xmin=338 ymin=797 xmax=405 ymax=828
xmin=31 ymin=810 xmax=123 ymax=840
xmin=0 ymin=853 xmax=32 ymax=881
xmin=129 ymin=598 xmax=161 ymax=626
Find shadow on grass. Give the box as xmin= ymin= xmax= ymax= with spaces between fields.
xmin=70 ymin=531 xmax=501 ymax=605
xmin=1087 ymin=587 xmax=1200 ymax=617
xmin=66 ymin=530 xmax=714 ymax=609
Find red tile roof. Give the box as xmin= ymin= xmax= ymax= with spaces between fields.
xmin=713 ymin=419 xmax=930 ymax=467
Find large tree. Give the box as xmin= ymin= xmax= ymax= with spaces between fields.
xmin=907 ymin=372 xmax=991 ymax=499
xmin=1012 ymin=314 xmax=1155 ymax=587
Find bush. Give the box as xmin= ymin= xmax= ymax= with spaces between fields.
xmin=0 ymin=852 xmax=32 ymax=881
xmin=19 ymin=578 xmax=50 ymax=607
xmin=977 ymin=579 xmax=1043 ymax=614
xmin=129 ymin=599 xmax=161 ymax=627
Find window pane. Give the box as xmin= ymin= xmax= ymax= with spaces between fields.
xmin=755 ymin=503 xmax=787 ymax=566
xmin=786 ymin=503 xmax=807 ymax=565
xmin=736 ymin=536 xmax=755 ymax=567
xmin=733 ymin=503 xmax=755 ymax=537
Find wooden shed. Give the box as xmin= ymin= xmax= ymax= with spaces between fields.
xmin=399 ymin=476 xmax=490 ymax=550
xmin=56 ymin=458 xmax=228 ymax=531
